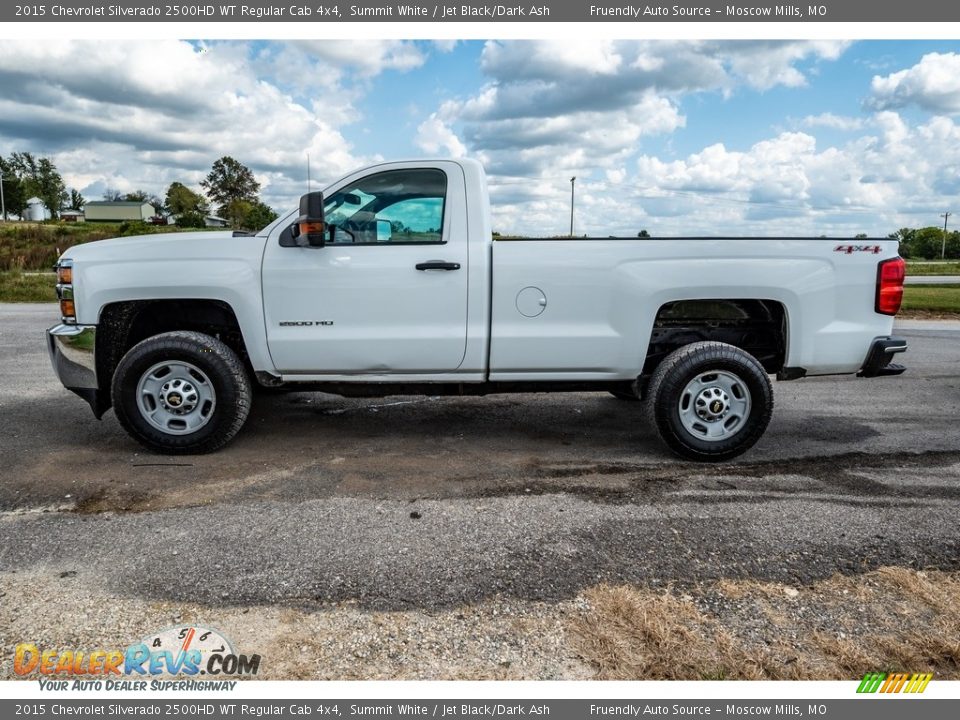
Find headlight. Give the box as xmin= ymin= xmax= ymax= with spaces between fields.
xmin=56 ymin=259 xmax=76 ymax=323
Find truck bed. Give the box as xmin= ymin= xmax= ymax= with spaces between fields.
xmin=488 ymin=237 xmax=899 ymax=380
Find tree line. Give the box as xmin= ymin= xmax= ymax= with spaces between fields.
xmin=0 ymin=153 xmax=278 ymax=232
xmin=887 ymin=227 xmax=960 ymax=260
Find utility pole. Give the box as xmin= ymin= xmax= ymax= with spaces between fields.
xmin=569 ymin=176 xmax=576 ymax=237
xmin=307 ymin=154 xmax=311 ymax=193
xmin=941 ymin=212 xmax=952 ymax=260
xmin=0 ymin=171 xmax=12 ymax=222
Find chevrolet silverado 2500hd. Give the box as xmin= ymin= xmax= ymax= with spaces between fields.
xmin=48 ymin=158 xmax=907 ymax=460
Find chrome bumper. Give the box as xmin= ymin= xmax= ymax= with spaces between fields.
xmin=47 ymin=324 xmax=101 ymax=412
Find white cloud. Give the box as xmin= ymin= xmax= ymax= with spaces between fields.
xmin=430 ymin=40 xmax=849 ymax=183
xmin=868 ymin=52 xmax=960 ymax=115
xmin=0 ymin=40 xmax=428 ymax=211
xmin=486 ymin=111 xmax=960 ymax=237
xmin=482 ymin=40 xmax=625 ymax=78
xmin=415 ymin=115 xmax=467 ymax=157
xmin=624 ymin=113 xmax=959 ymax=234
xmin=803 ymin=113 xmax=865 ymax=131
xmin=294 ymin=40 xmax=427 ymax=77
xmin=718 ymin=40 xmax=848 ymax=90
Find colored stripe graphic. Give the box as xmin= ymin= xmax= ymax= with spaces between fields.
xmin=857 ymin=672 xmax=886 ymax=693
xmin=857 ymin=672 xmax=932 ymax=694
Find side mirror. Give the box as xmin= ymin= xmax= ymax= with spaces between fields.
xmin=293 ymin=191 xmax=325 ymax=248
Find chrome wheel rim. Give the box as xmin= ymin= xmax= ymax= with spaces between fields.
xmin=678 ymin=370 xmax=752 ymax=442
xmin=136 ymin=360 xmax=216 ymax=435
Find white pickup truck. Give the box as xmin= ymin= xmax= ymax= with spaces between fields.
xmin=48 ymin=158 xmax=907 ymax=461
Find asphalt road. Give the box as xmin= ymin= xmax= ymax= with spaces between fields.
xmin=1 ymin=304 xmax=959 ymax=611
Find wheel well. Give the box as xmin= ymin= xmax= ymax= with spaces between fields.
xmin=644 ymin=299 xmax=787 ymax=377
xmin=96 ymin=300 xmax=248 ymax=411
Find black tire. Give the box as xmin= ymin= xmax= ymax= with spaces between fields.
xmin=111 ymin=331 xmax=251 ymax=454
xmin=609 ymin=389 xmax=641 ymax=401
xmin=646 ymin=341 xmax=773 ymax=462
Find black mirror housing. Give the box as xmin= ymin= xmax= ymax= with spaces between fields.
xmin=295 ymin=191 xmax=326 ymax=247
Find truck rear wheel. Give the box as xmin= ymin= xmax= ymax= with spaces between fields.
xmin=111 ymin=331 xmax=251 ymax=454
xmin=646 ymin=342 xmax=772 ymax=462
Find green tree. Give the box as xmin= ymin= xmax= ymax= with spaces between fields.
xmin=243 ymin=201 xmax=278 ymax=232
xmin=69 ymin=189 xmax=86 ymax=210
xmin=34 ymin=158 xmax=67 ymax=218
xmin=909 ymin=227 xmax=946 ymax=259
xmin=7 ymin=152 xmax=39 ymax=187
xmin=888 ymin=228 xmax=916 ymax=259
xmin=175 ymin=210 xmax=206 ymax=229
xmin=164 ymin=182 xmax=208 ymax=216
xmin=637 ymin=230 xmax=650 ymax=238
xmin=223 ymin=199 xmax=253 ymax=229
xmin=7 ymin=152 xmax=67 ymax=218
xmin=0 ymin=155 xmax=27 ymax=219
xmin=102 ymin=188 xmax=123 ymax=202
xmin=201 ymin=156 xmax=260 ymax=228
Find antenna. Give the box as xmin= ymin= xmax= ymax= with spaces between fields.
xmin=570 ymin=177 xmax=576 ymax=237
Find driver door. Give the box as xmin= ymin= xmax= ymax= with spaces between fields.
xmin=261 ymin=163 xmax=469 ymax=375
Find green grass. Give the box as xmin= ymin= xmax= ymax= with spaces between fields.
xmin=0 ymin=220 xmax=221 ymax=272
xmin=901 ymin=284 xmax=960 ymax=315
xmin=0 ymin=271 xmax=57 ymax=302
xmin=905 ymin=261 xmax=960 ymax=276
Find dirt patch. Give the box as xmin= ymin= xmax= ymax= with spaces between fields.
xmin=0 ymin=568 xmax=588 ymax=681
xmin=3 ymin=567 xmax=958 ymax=681
xmin=475 ymin=450 xmax=960 ymax=506
xmin=570 ymin=568 xmax=960 ymax=680
xmin=897 ymin=309 xmax=960 ymax=320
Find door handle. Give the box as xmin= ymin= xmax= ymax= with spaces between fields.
xmin=415 ymin=261 xmax=461 ymax=271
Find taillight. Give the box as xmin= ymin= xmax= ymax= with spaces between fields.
xmin=876 ymin=257 xmax=905 ymax=315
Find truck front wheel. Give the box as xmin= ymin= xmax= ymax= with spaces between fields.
xmin=646 ymin=342 xmax=772 ymax=462
xmin=111 ymin=331 xmax=251 ymax=454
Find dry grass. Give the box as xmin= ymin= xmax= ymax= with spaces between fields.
xmin=570 ymin=568 xmax=960 ymax=680
xmin=570 ymin=586 xmax=766 ymax=680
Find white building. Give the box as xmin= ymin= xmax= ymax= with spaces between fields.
xmin=25 ymin=197 xmax=49 ymax=221
xmin=84 ymin=201 xmax=155 ymax=222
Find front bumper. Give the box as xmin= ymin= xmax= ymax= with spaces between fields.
xmin=47 ymin=324 xmax=103 ymax=415
xmin=858 ymin=336 xmax=908 ymax=378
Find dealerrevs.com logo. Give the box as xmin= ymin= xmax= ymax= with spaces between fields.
xmin=14 ymin=625 xmax=261 ymax=688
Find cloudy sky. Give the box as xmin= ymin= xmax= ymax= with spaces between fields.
xmin=1 ymin=39 xmax=959 ymax=236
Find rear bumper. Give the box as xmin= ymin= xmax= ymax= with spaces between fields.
xmin=858 ymin=336 xmax=907 ymax=378
xmin=47 ymin=324 xmax=103 ymax=415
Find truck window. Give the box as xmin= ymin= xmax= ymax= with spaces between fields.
xmin=324 ymin=169 xmax=447 ymax=245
